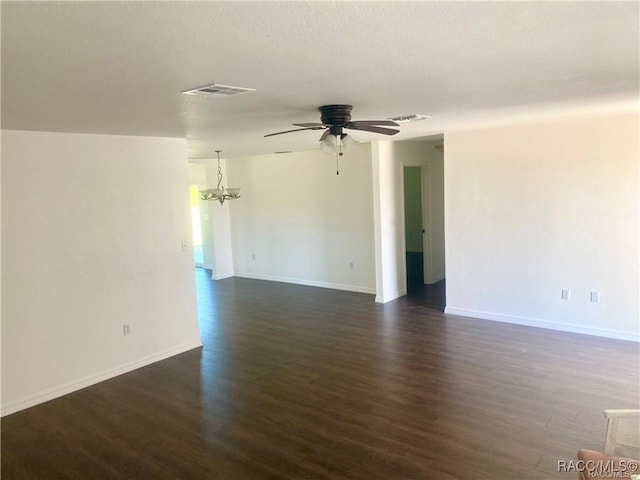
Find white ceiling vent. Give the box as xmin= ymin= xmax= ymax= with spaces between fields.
xmin=387 ymin=113 xmax=431 ymax=123
xmin=182 ymin=83 xmax=256 ymax=97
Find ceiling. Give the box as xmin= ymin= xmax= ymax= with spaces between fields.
xmin=2 ymin=1 xmax=638 ymax=159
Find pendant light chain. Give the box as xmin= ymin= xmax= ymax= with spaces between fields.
xmin=216 ymin=151 xmax=224 ymax=190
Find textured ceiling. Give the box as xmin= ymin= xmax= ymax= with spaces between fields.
xmin=2 ymin=1 xmax=638 ymax=159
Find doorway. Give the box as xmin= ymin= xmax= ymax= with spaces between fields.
xmin=402 ymin=147 xmax=446 ymax=310
xmin=188 ymin=163 xmax=214 ymax=271
xmin=189 ymin=185 xmax=205 ymax=266
xmin=403 ymin=166 xmax=425 ymax=288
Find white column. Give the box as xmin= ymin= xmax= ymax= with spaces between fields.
xmin=371 ymin=141 xmax=406 ymax=303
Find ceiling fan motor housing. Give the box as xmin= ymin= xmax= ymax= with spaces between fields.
xmin=319 ymin=105 xmax=353 ymax=126
xmin=320 ymin=105 xmax=353 ymax=137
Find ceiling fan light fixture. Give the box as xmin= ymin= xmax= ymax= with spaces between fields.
xmin=320 ymin=134 xmax=338 ymax=154
xmin=320 ymin=133 xmax=358 ymax=155
xmin=341 ymin=134 xmax=358 ymax=152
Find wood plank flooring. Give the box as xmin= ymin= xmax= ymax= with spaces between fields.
xmin=2 ymin=268 xmax=639 ymax=479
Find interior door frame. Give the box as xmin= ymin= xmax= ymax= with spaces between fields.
xmin=400 ymin=162 xmax=433 ymax=293
xmin=420 ymin=165 xmax=433 ymax=284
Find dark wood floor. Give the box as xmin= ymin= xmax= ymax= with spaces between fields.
xmin=2 ymin=268 xmax=639 ymax=479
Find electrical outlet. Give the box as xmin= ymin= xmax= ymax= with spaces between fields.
xmin=561 ymin=289 xmax=570 ymax=301
xmin=590 ymin=291 xmax=600 ymax=303
xmin=349 ymin=261 xmax=355 ymax=269
xmin=252 ymin=253 xmax=256 ymax=260
xmin=181 ymin=241 xmax=188 ymax=252
xmin=123 ymin=324 xmax=131 ymax=336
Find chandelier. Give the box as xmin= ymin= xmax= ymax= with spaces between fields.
xmin=199 ymin=150 xmax=241 ymax=205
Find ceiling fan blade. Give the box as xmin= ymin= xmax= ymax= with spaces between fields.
xmin=319 ymin=130 xmax=330 ymax=141
xmin=264 ymin=126 xmax=324 ymax=137
xmin=346 ymin=124 xmax=400 ymax=135
xmin=293 ymin=123 xmax=328 ymax=128
xmin=347 ymin=120 xmax=399 ymax=127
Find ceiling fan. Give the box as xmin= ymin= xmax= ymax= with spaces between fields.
xmin=264 ymin=104 xmax=400 ymax=141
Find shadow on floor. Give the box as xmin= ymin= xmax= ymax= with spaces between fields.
xmin=405 ymin=280 xmax=446 ymax=311
xmin=405 ymin=251 xmax=445 ymax=311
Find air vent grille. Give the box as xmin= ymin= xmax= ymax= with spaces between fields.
xmin=182 ymin=83 xmax=256 ymax=97
xmin=387 ymin=114 xmax=431 ymax=123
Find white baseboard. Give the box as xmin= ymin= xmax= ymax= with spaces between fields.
xmin=235 ymin=272 xmax=376 ymax=295
xmin=1 ymin=341 xmax=203 ymax=417
xmin=375 ymin=289 xmax=407 ymax=304
xmin=444 ymin=307 xmax=640 ymax=342
xmin=212 ymin=271 xmax=234 ymax=280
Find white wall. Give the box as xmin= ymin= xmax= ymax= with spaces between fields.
xmin=1 ymin=130 xmax=202 ymax=415
xmin=228 ymin=145 xmax=376 ymax=294
xmin=444 ymin=112 xmax=639 ymax=341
